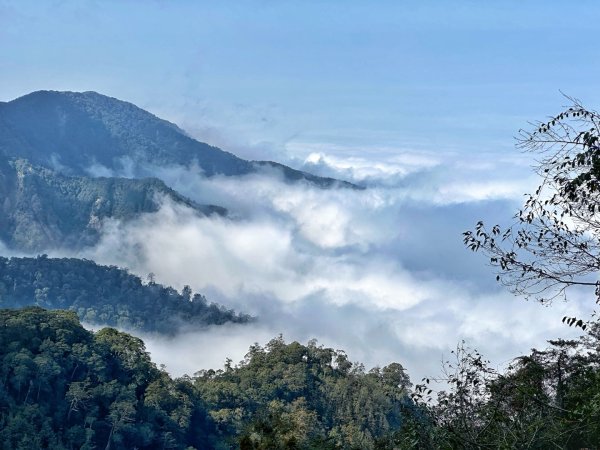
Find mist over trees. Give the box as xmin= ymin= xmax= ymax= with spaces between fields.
xmin=0 ymin=308 xmax=418 ymax=450
xmin=6 ymin=306 xmax=600 ymax=448
xmin=0 ymin=157 xmax=225 ymax=252
xmin=0 ymin=307 xmax=218 ymax=449
xmin=4 ymin=90 xmax=600 ymax=448
xmin=0 ymin=256 xmax=251 ymax=334
xmin=0 ymin=91 xmax=356 ymax=188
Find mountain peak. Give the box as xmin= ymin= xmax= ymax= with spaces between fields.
xmin=0 ymin=90 xmax=359 ymax=188
xmin=1 ymin=89 xmax=245 ymax=176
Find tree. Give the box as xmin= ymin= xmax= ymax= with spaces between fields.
xmin=181 ymin=285 xmax=192 ymax=301
xmin=105 ymin=397 xmax=137 ymax=450
xmin=464 ymin=98 xmax=600 ymax=320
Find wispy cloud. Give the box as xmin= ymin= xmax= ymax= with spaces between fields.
xmin=52 ymin=144 xmax=590 ymax=381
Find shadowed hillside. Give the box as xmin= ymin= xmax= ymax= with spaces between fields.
xmin=0 ymin=158 xmax=225 ymax=251
xmin=0 ymin=256 xmax=250 ymax=334
xmin=0 ymin=90 xmax=358 ymax=188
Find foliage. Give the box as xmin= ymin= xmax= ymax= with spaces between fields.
xmin=0 ymin=255 xmax=251 ymax=334
xmin=6 ymin=307 xmax=600 ymax=448
xmin=193 ymin=336 xmax=414 ymax=449
xmin=0 ymin=308 xmax=423 ymax=449
xmin=464 ymin=99 xmax=600 ymax=309
xmin=0 ymin=307 xmax=217 ymax=449
xmin=412 ymin=332 xmax=600 ymax=449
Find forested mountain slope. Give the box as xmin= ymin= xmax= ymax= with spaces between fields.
xmin=0 ymin=256 xmax=250 ymax=334
xmin=195 ymin=336 xmax=415 ymax=449
xmin=0 ymin=90 xmax=356 ymax=188
xmin=6 ymin=306 xmax=600 ymax=448
xmin=0 ymin=308 xmax=418 ymax=450
xmin=0 ymin=158 xmax=224 ymax=251
xmin=0 ymin=307 xmax=219 ymax=450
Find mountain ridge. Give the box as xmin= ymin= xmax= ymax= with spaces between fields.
xmin=0 ymin=255 xmax=250 ymax=333
xmin=0 ymin=157 xmax=224 ymax=251
xmin=0 ymin=90 xmax=359 ymax=188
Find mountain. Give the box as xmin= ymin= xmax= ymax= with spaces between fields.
xmin=0 ymin=256 xmax=250 ymax=333
xmin=0 ymin=158 xmax=224 ymax=251
xmin=0 ymin=90 xmax=358 ymax=188
xmin=0 ymin=307 xmax=221 ymax=449
xmin=0 ymin=307 xmax=414 ymax=450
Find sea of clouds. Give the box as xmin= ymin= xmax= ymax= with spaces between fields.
xmin=55 ymin=142 xmax=593 ymax=383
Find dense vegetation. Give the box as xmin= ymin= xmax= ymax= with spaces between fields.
xmin=0 ymin=307 xmax=217 ymax=449
xmin=410 ymin=330 xmax=600 ymax=449
xmin=195 ymin=336 xmax=414 ymax=449
xmin=0 ymin=308 xmax=418 ymax=450
xmin=0 ymin=157 xmax=224 ymax=251
xmin=6 ymin=307 xmax=600 ymax=448
xmin=0 ymin=256 xmax=250 ymax=334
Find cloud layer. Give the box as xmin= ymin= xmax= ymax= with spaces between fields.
xmin=52 ymin=145 xmax=592 ymax=382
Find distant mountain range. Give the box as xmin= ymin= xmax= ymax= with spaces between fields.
xmin=0 ymin=90 xmax=356 ymax=187
xmin=0 ymin=90 xmax=358 ymax=252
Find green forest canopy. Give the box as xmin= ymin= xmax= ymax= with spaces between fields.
xmin=0 ymin=256 xmax=251 ymax=334
xmin=3 ymin=307 xmax=600 ymax=449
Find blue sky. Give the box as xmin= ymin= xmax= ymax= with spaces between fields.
xmin=3 ymin=1 xmax=600 ymax=156
xmin=3 ymin=0 xmax=600 ymax=377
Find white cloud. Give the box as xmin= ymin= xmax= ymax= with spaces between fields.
xmin=56 ymin=145 xmax=592 ymax=383
xmin=434 ymin=179 xmax=531 ymax=204
xmin=301 ymin=151 xmax=439 ymax=182
xmin=82 ymin=199 xmax=426 ymax=308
